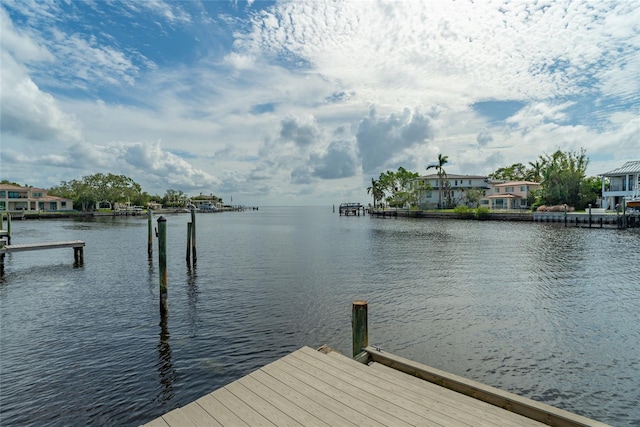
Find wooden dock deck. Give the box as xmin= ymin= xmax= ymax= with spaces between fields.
xmin=0 ymin=240 xmax=85 ymax=254
xmin=143 ymin=346 xmax=608 ymax=427
xmin=0 ymin=240 xmax=85 ymax=276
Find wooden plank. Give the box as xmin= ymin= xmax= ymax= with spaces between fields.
xmin=261 ymin=358 xmax=385 ymax=427
xmin=280 ymin=352 xmax=418 ymax=426
xmin=210 ymin=386 xmax=275 ymax=425
xmin=251 ymin=368 xmax=355 ymax=427
xmin=291 ymin=349 xmax=468 ymax=427
xmin=238 ymin=372 xmax=330 ymax=426
xmin=364 ymin=346 xmax=610 ymax=427
xmin=195 ymin=394 xmax=249 ymax=426
xmin=141 ymin=417 xmax=170 ymax=427
xmin=320 ymin=349 xmax=544 ymax=427
xmin=179 ymin=401 xmax=223 ymax=426
xmin=368 ymin=361 xmax=544 ymax=427
xmin=161 ymin=407 xmax=198 ymax=427
xmin=0 ymin=240 xmax=85 ymax=253
xmin=224 ymin=380 xmax=302 ymax=426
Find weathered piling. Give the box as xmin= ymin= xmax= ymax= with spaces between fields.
xmin=352 ymin=300 xmax=368 ymax=358
xmin=147 ymin=209 xmax=153 ymax=256
xmin=186 ymin=222 xmax=192 ymax=264
xmin=157 ymin=216 xmax=168 ymax=317
xmin=190 ymin=208 xmax=197 ymax=266
xmin=73 ymin=246 xmax=84 ymax=266
xmin=1 ymin=213 xmax=11 ymax=244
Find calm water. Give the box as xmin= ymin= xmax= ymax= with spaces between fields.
xmin=1 ymin=207 xmax=638 ymax=426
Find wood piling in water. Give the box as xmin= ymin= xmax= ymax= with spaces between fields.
xmin=352 ymin=300 xmax=368 ymax=358
xmin=1 ymin=213 xmax=11 ymax=244
xmin=186 ymin=222 xmax=192 ymax=264
xmin=147 ymin=209 xmax=153 ymax=256
xmin=190 ymin=208 xmax=197 ymax=266
xmin=157 ymin=216 xmax=168 ymax=317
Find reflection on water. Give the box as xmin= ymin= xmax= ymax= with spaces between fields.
xmin=156 ymin=316 xmax=176 ymax=405
xmin=0 ymin=208 xmax=638 ymax=426
xmin=186 ymin=266 xmax=199 ymax=338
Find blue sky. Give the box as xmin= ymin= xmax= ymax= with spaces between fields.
xmin=1 ymin=0 xmax=638 ymax=205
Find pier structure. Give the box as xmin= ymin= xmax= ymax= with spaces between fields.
xmin=338 ymin=202 xmax=366 ymax=216
xmin=144 ymin=301 xmax=607 ymax=427
xmin=0 ymin=240 xmax=85 ymax=277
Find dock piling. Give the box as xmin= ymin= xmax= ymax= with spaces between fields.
xmin=73 ymin=246 xmax=84 ymax=266
xmin=352 ymin=300 xmax=368 ymax=358
xmin=190 ymin=208 xmax=197 ymax=266
xmin=147 ymin=209 xmax=153 ymax=256
xmin=186 ymin=222 xmax=192 ymax=264
xmin=157 ymin=216 xmax=168 ymax=317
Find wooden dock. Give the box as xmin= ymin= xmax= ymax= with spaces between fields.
xmin=143 ymin=346 xmax=608 ymax=427
xmin=339 ymin=203 xmax=366 ymax=216
xmin=0 ymin=240 xmax=85 ymax=276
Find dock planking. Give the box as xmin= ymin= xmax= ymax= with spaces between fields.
xmin=0 ymin=240 xmax=85 ymax=276
xmin=142 ymin=346 xmax=609 ymax=427
xmin=0 ymin=240 xmax=85 ymax=253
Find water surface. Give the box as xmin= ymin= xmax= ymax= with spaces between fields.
xmin=1 ymin=207 xmax=638 ymax=425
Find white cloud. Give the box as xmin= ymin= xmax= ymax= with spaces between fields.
xmin=356 ymin=107 xmax=435 ymax=174
xmin=1 ymin=0 xmax=638 ymax=205
xmin=0 ymin=51 xmax=83 ymax=142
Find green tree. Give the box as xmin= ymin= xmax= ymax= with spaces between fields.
xmin=49 ymin=179 xmax=95 ymax=211
xmin=464 ymin=188 xmax=485 ymax=208
xmin=366 ymin=178 xmax=384 ymax=208
xmin=489 ymin=163 xmax=527 ymax=181
xmin=378 ymin=167 xmax=419 ymax=207
xmin=578 ymin=176 xmax=602 ymax=209
xmin=526 ymin=160 xmax=545 ymax=182
xmin=426 ymin=154 xmax=448 ymax=208
xmin=49 ymin=173 xmax=144 ymax=211
xmin=163 ymin=189 xmax=187 ymax=207
xmin=538 ymin=149 xmax=589 ymax=208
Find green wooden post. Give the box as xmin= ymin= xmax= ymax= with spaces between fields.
xmin=588 ymin=204 xmax=592 ymax=228
xmin=186 ymin=222 xmax=192 ymax=264
xmin=352 ymin=300 xmax=368 ymax=358
xmin=6 ymin=213 xmax=11 ymax=244
xmin=147 ymin=209 xmax=153 ymax=256
xmin=157 ymin=216 xmax=168 ymax=317
xmin=190 ymin=208 xmax=197 ymax=266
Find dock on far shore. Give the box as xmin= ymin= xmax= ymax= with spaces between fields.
xmin=144 ymin=345 xmax=609 ymax=427
xmin=0 ymin=240 xmax=85 ymax=276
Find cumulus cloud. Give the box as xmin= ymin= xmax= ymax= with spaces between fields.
xmin=0 ymin=51 xmax=83 ymax=142
xmin=356 ymin=107 xmax=435 ymax=173
xmin=477 ymin=129 xmax=493 ymax=146
xmin=1 ymin=0 xmax=638 ymax=205
xmin=279 ymin=114 xmax=321 ymax=147
xmin=310 ymin=139 xmax=358 ymax=179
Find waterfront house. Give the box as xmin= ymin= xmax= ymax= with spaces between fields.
xmin=0 ymin=184 xmax=73 ymax=212
xmin=412 ymin=174 xmax=491 ymax=208
xmin=599 ymin=160 xmax=640 ymax=210
xmin=481 ymin=181 xmax=541 ymax=210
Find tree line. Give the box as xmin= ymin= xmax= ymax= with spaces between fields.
xmin=367 ymin=148 xmax=602 ymax=211
xmin=44 ymin=173 xmax=222 ymax=211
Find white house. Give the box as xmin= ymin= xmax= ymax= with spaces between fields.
xmin=0 ymin=184 xmax=73 ymax=212
xmin=481 ymin=181 xmax=541 ymax=210
xmin=599 ymin=160 xmax=640 ymax=210
xmin=412 ymin=174 xmax=491 ymax=208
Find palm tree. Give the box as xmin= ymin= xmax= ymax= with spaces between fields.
xmin=367 ymin=178 xmax=384 ymax=208
xmin=527 ymin=159 xmax=544 ymax=182
xmin=426 ymin=154 xmax=449 ymax=208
